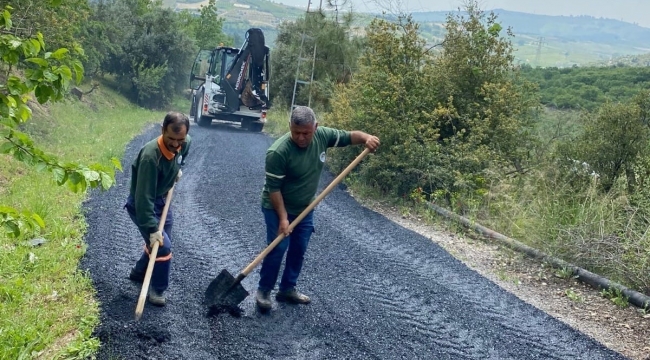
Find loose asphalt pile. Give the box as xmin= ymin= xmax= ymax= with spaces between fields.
xmin=80 ymin=121 xmax=629 ymax=359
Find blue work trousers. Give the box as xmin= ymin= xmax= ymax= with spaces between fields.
xmin=258 ymin=207 xmax=315 ymax=293
xmin=124 ymin=194 xmax=173 ymax=293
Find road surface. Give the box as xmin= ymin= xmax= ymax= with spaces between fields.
xmin=80 ymin=121 xmax=627 ymax=359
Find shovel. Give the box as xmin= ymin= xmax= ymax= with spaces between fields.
xmin=135 ymin=184 xmax=175 ymax=321
xmin=205 ymin=147 xmax=372 ymax=311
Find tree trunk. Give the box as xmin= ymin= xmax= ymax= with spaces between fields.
xmin=626 ymin=164 xmax=636 ymax=194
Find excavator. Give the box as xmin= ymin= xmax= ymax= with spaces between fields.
xmin=189 ymin=28 xmax=271 ymax=132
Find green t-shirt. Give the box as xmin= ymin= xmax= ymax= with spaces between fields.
xmin=129 ymin=134 xmax=191 ymax=233
xmin=261 ymin=126 xmax=351 ymax=215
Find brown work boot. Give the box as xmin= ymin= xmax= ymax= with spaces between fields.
xmin=256 ymin=289 xmax=272 ymax=310
xmin=148 ymin=289 xmax=166 ymax=307
xmin=276 ymin=288 xmax=311 ymax=304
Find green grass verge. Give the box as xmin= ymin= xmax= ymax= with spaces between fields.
xmin=263 ymin=104 xmax=290 ymax=138
xmin=0 ymin=84 xmax=189 ymax=359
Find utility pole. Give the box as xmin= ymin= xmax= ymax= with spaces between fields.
xmin=289 ymin=0 xmax=323 ymax=114
xmin=534 ymin=36 xmax=545 ymax=67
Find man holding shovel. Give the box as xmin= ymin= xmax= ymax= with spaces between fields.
xmin=125 ymin=111 xmax=191 ymax=306
xmin=256 ymin=106 xmax=380 ymax=310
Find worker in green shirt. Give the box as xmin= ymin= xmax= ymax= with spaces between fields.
xmin=256 ymin=106 xmax=380 ymax=310
xmin=125 ymin=111 xmax=191 ymax=306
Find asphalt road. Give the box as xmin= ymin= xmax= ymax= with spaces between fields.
xmin=80 ymin=121 xmax=628 ymax=360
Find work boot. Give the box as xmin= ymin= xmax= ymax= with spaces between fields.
xmin=255 ymin=289 xmax=272 ymax=310
xmin=148 ymin=289 xmax=166 ymax=307
xmin=129 ymin=267 xmax=145 ymax=283
xmin=276 ymin=288 xmax=311 ymax=304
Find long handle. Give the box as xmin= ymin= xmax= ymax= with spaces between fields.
xmin=135 ymin=185 xmax=175 ymax=321
xmin=240 ymin=147 xmax=371 ymax=276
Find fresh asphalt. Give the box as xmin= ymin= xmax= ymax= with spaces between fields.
xmin=80 ymin=121 xmax=628 ymax=360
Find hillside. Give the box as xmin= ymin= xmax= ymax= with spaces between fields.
xmin=410 ymin=9 xmax=650 ymax=67
xmin=169 ymin=0 xmax=650 ymax=67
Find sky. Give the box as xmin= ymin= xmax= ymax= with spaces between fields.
xmin=270 ymin=0 xmax=650 ymax=28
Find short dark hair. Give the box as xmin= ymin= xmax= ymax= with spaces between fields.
xmin=163 ymin=111 xmax=190 ymax=134
xmin=290 ymin=106 xmax=317 ymax=126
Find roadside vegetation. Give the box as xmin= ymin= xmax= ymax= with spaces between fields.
xmin=266 ymin=2 xmax=650 ymax=300
xmin=2 ymin=0 xmax=650 ymax=358
xmin=0 ymin=0 xmax=217 ymax=358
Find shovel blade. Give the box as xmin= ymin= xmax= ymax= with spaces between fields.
xmin=205 ymin=269 xmax=249 ymax=309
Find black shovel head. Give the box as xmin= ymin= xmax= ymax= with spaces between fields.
xmin=205 ymin=269 xmax=250 ymax=310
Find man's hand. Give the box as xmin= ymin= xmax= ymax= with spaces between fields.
xmin=176 ymin=169 xmax=182 ymax=182
xmin=365 ymin=135 xmax=380 ymax=152
xmin=149 ymin=231 xmax=164 ymax=247
xmin=278 ymin=218 xmax=291 ymax=237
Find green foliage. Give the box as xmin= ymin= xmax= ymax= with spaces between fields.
xmin=0 ymin=7 xmax=120 ymax=238
xmin=557 ymin=91 xmax=650 ymax=193
xmin=95 ymin=2 xmax=196 ymax=108
xmin=270 ymin=9 xmax=364 ymax=111
xmin=80 ymin=0 xmax=231 ymax=109
xmin=191 ymin=0 xmax=231 ymax=49
xmin=2 ymin=0 xmax=89 ymax=56
xmin=326 ymin=2 xmax=537 ymax=204
xmin=521 ymin=65 xmax=650 ymax=111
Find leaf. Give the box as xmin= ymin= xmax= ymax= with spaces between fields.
xmin=57 ymin=65 xmax=72 ymax=81
xmin=25 ymin=57 xmax=48 ymax=67
xmin=100 ymin=172 xmax=114 ymax=191
xmin=15 ymin=104 xmax=32 ymax=122
xmin=31 ymin=213 xmax=45 ymax=228
xmin=82 ymin=170 xmax=100 ymax=182
xmin=5 ymin=221 xmax=20 ymax=237
xmin=72 ymin=61 xmax=84 ymax=84
xmin=68 ymin=171 xmax=84 ymax=185
xmin=2 ymin=10 xmax=12 ymax=30
xmin=29 ymin=39 xmax=41 ymax=55
xmin=111 ymin=157 xmax=123 ymax=172
xmin=50 ymin=48 xmax=68 ymax=60
xmin=34 ymin=84 xmax=53 ymax=103
xmin=34 ymin=161 xmax=47 ymax=172
xmin=52 ymin=167 xmax=65 ymax=184
xmin=0 ymin=141 xmax=15 ymax=154
xmin=43 ymin=70 xmax=58 ymax=82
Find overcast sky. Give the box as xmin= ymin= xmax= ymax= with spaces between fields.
xmin=272 ymin=0 xmax=650 ymax=27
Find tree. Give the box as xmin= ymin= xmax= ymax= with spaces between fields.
xmin=0 ymin=6 xmax=120 ymax=238
xmin=193 ymin=0 xmax=231 ymax=49
xmin=325 ymin=15 xmax=442 ymax=196
xmin=99 ymin=2 xmax=197 ymax=108
xmin=563 ymin=91 xmax=650 ymax=193
xmin=326 ymin=2 xmax=538 ymax=201
xmin=2 ymin=0 xmax=90 ymax=56
xmin=431 ymin=1 xmax=539 ymax=175
xmin=270 ymin=8 xmax=364 ymax=111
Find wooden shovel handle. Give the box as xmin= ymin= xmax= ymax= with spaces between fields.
xmin=135 ymin=184 xmax=175 ymax=320
xmin=241 ymin=147 xmax=371 ymax=276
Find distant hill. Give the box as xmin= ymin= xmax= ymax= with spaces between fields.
xmin=410 ymin=9 xmax=650 ymax=48
xmin=409 ymin=9 xmax=650 ymax=67
xmin=170 ymin=0 xmax=650 ymax=67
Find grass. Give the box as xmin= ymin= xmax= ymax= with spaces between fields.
xmin=0 ymin=83 xmax=188 ymax=359
xmin=263 ymin=103 xmax=291 ymax=138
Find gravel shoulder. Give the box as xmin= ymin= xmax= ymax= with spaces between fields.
xmin=354 ymin=197 xmax=650 ymax=360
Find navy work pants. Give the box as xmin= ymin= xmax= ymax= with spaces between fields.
xmin=124 ymin=194 xmax=173 ymax=293
xmin=258 ymin=207 xmax=315 ymax=293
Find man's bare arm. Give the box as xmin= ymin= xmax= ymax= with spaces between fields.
xmin=350 ymin=131 xmax=380 ymax=152
xmin=269 ymin=191 xmax=291 ymax=235
xmin=269 ymin=191 xmax=287 ymax=220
